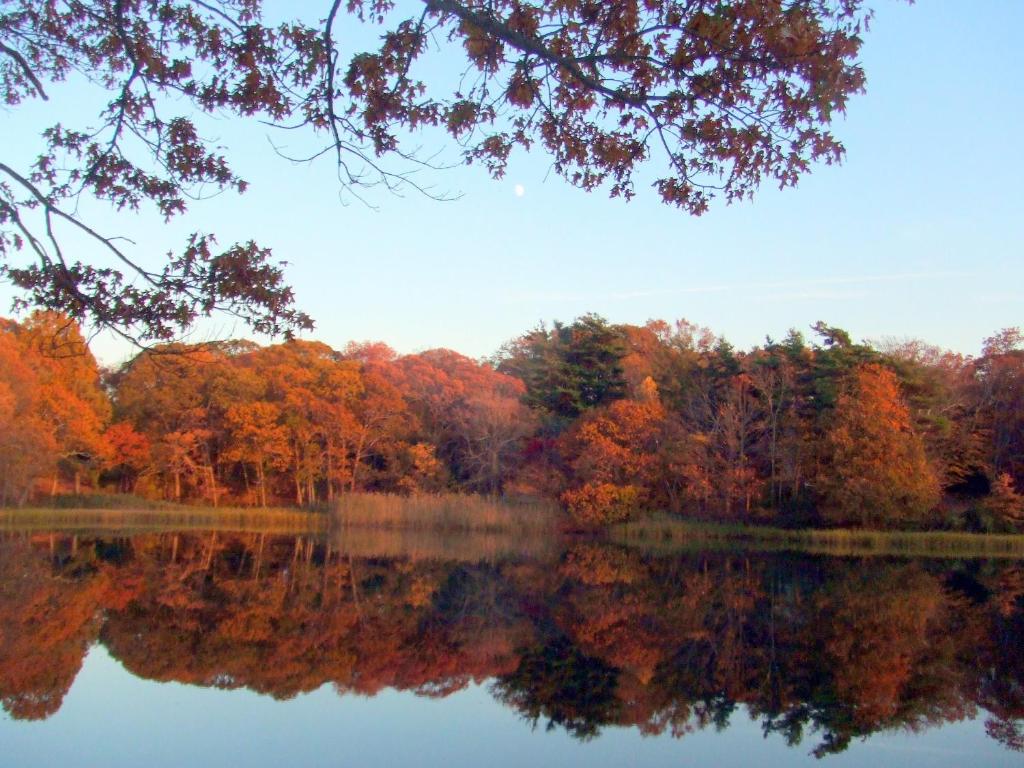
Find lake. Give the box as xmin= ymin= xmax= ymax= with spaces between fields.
xmin=1 ymin=528 xmax=1021 ymax=766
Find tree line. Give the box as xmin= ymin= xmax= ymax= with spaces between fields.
xmin=1 ymin=311 xmax=1022 ymax=530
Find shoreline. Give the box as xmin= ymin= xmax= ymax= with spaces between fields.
xmin=4 ymin=504 xmax=1024 ymax=559
xmin=0 ymin=506 xmax=328 ymax=535
xmin=613 ymin=516 xmax=1024 ymax=558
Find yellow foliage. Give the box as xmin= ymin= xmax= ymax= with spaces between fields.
xmin=561 ymin=482 xmax=641 ymax=526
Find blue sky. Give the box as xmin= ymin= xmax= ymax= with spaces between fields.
xmin=3 ymin=646 xmax=1018 ymax=768
xmin=2 ymin=1 xmax=1022 ymax=365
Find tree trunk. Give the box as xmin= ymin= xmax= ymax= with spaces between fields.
xmin=293 ymin=440 xmax=304 ymax=505
xmin=490 ymin=448 xmax=501 ymax=497
xmin=326 ymin=442 xmax=335 ymax=502
xmin=241 ymin=463 xmax=251 ymax=505
xmin=350 ymin=433 xmax=366 ymax=493
xmin=257 ymin=463 xmax=267 ymax=508
xmin=207 ymin=465 xmax=218 ymax=507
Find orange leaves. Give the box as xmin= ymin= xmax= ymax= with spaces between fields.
xmin=686 ymin=10 xmax=733 ymax=50
xmin=558 ymin=398 xmax=667 ymax=524
xmin=409 ymin=0 xmax=870 ymax=213
xmin=0 ymin=313 xmax=110 ymax=503
xmin=814 ymin=567 xmax=946 ymax=729
xmin=395 ymin=348 xmax=533 ymax=494
xmin=104 ymin=423 xmax=150 ymax=466
xmin=560 ymin=543 xmax=641 ymax=586
xmin=223 ymin=401 xmax=291 ymax=502
xmin=103 ymin=422 xmax=151 ymax=492
xmin=505 ymin=72 xmax=536 ymax=108
xmin=3 ymin=0 xmax=882 ymax=343
xmin=983 ymin=473 xmax=1024 ymax=531
xmin=561 ymin=482 xmax=641 ymax=526
xmin=2 ymin=310 xmax=1017 ymax=536
xmin=819 ymin=364 xmax=940 ymax=526
xmin=561 ymin=399 xmax=665 ymax=485
xmin=445 ymin=99 xmax=484 ymax=136
xmin=461 ymin=22 xmax=505 ymax=73
xmin=3 ymin=527 xmax=1024 ymax=750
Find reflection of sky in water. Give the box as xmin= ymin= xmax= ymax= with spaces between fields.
xmin=1 ymin=645 xmax=1016 ymax=768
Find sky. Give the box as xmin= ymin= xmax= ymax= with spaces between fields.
xmin=3 ymin=646 xmax=1019 ymax=768
xmin=2 ymin=1 xmax=1022 ymax=366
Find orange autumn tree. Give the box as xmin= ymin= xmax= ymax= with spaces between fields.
xmin=222 ymin=402 xmax=291 ymax=508
xmin=395 ymin=349 xmax=535 ymax=495
xmin=251 ymin=341 xmax=363 ymax=505
xmin=17 ymin=312 xmax=111 ymax=495
xmin=5 ymin=310 xmax=1022 ymax=531
xmin=112 ymin=344 xmax=227 ymax=502
xmin=345 ymin=366 xmax=413 ymax=493
xmin=102 ymin=422 xmax=151 ymax=494
xmin=818 ymin=364 xmax=940 ymax=527
xmin=982 ymin=474 xmax=1024 ymax=532
xmin=974 ymin=329 xmax=1024 ymax=490
xmin=558 ymin=393 xmax=667 ymax=526
xmin=0 ymin=325 xmax=57 ymax=505
xmin=0 ymin=313 xmax=111 ymax=503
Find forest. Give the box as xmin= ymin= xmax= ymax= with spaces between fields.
xmin=0 ymin=311 xmax=1022 ymax=532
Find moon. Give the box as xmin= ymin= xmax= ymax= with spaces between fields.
xmin=514 ymin=184 xmax=525 ymax=198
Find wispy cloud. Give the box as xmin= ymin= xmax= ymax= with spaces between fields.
xmin=504 ymin=270 xmax=973 ymax=305
xmin=972 ymin=292 xmax=1023 ymax=304
xmin=752 ymin=290 xmax=870 ymax=303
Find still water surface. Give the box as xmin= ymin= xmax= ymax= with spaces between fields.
xmin=1 ymin=530 xmax=1021 ymax=766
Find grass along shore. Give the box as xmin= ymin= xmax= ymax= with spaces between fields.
xmin=0 ymin=504 xmax=327 ymax=535
xmin=1 ymin=492 xmax=560 ymax=537
xmin=11 ymin=495 xmax=1021 ymax=559
xmin=613 ymin=515 xmax=1024 ymax=558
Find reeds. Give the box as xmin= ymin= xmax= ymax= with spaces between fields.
xmin=0 ymin=493 xmax=562 ymax=540
xmin=614 ymin=515 xmax=1024 ymax=559
xmin=331 ymin=493 xmax=560 ymax=534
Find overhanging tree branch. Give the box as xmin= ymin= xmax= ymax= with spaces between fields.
xmin=0 ymin=0 xmax=876 ymax=340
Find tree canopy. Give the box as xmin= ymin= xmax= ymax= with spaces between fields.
xmin=1 ymin=0 xmax=876 ymax=340
xmin=4 ymin=311 xmax=1022 ymax=534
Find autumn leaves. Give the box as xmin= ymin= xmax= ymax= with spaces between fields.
xmin=1 ymin=312 xmax=1022 ymax=532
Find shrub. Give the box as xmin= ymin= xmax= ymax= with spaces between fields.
xmin=561 ymin=483 xmax=641 ymax=527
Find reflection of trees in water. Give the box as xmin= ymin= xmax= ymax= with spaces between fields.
xmin=977 ymin=567 xmax=1024 ymax=753
xmin=0 ymin=532 xmax=1022 ymax=756
xmin=493 ymin=637 xmax=620 ymax=740
xmin=0 ymin=534 xmax=107 ymax=719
